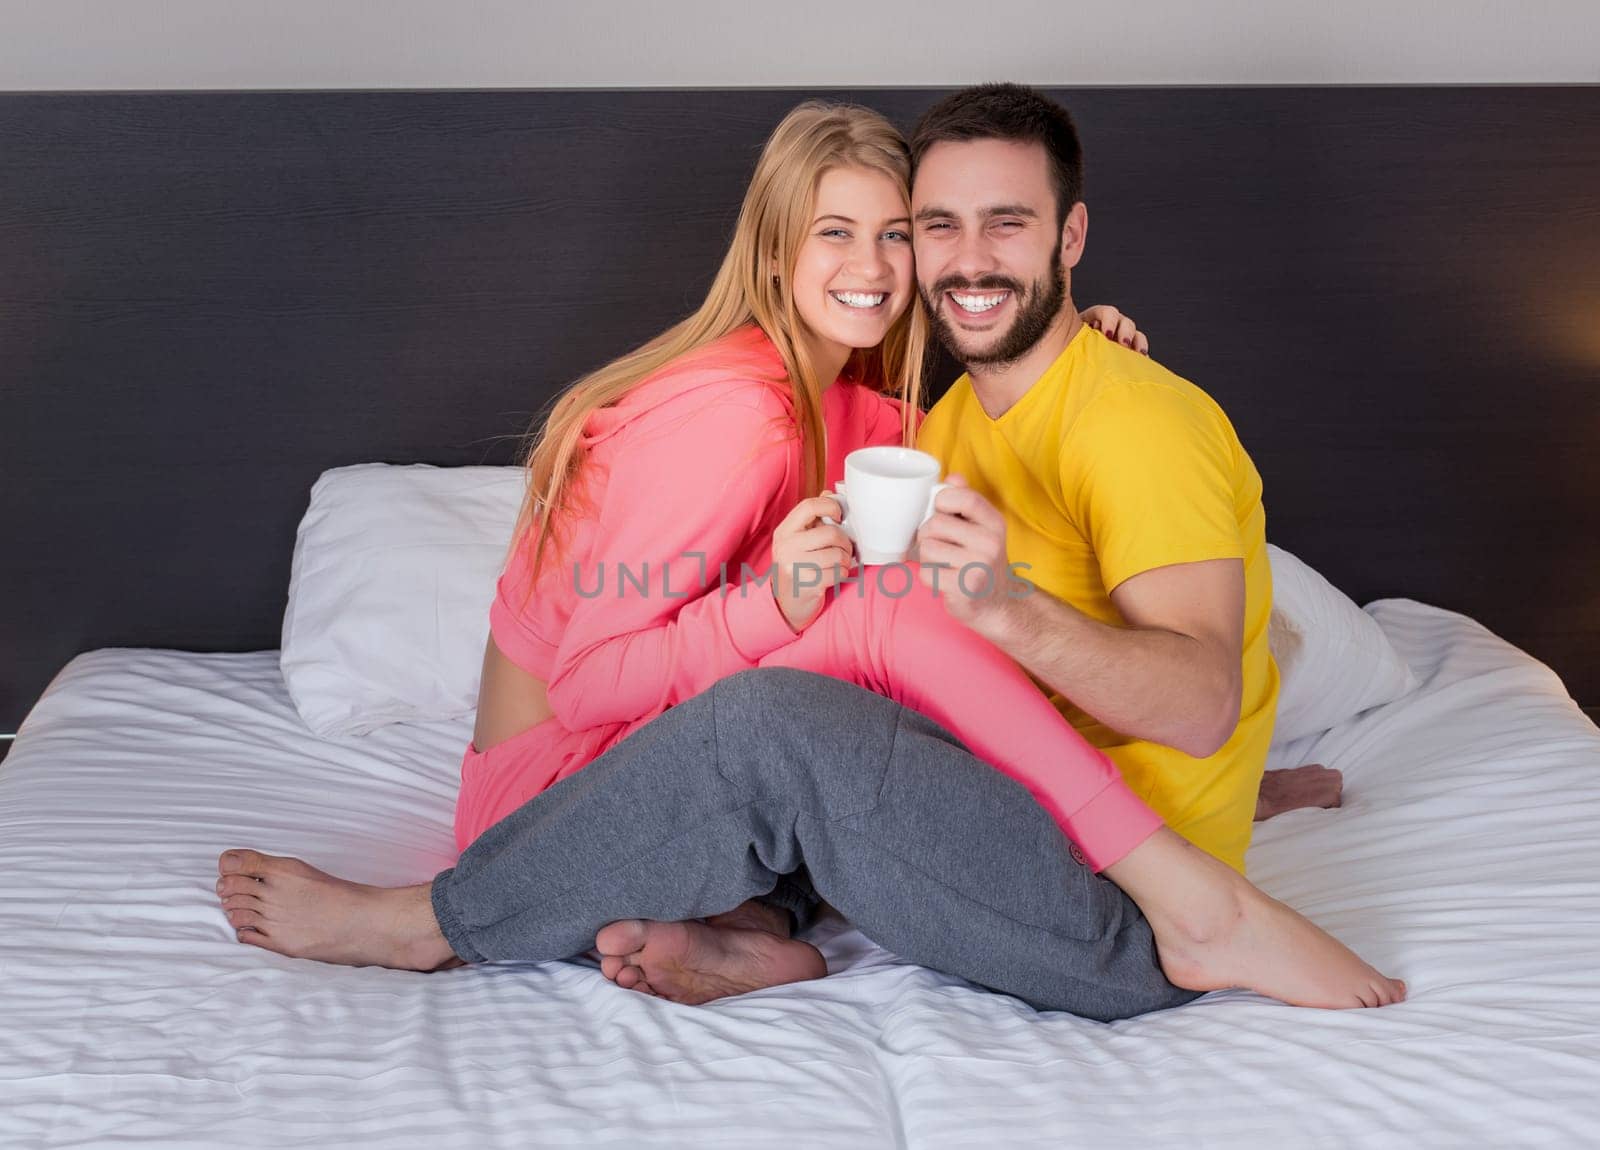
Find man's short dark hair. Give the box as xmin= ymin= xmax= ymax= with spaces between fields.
xmin=909 ymin=83 xmax=1084 ymax=225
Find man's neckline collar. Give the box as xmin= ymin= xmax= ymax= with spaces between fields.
xmin=965 ymin=320 xmax=1093 ymax=423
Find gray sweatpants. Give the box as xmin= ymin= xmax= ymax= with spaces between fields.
xmin=430 ymin=668 xmax=1198 ymax=1021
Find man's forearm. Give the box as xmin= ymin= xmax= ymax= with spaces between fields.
xmin=976 ymin=589 xmax=1240 ymax=758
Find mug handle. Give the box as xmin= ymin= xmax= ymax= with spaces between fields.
xmin=921 ymin=481 xmax=952 ymax=525
xmin=822 ymin=484 xmax=854 ymax=542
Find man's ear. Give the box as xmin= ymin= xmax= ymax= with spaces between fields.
xmin=1060 ymin=201 xmax=1088 ymax=271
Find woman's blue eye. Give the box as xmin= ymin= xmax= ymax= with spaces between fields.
xmin=883 ymin=230 xmax=910 ymax=242
xmin=820 ymin=228 xmax=850 ymax=239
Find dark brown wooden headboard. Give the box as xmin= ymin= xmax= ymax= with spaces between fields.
xmin=2 ymin=86 xmax=1597 ymax=735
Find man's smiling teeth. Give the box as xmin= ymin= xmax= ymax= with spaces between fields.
xmin=951 ymin=291 xmax=1009 ymax=312
xmin=831 ymin=291 xmax=885 ymax=309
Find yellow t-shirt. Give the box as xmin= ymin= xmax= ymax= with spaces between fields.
xmin=917 ymin=325 xmax=1278 ymax=873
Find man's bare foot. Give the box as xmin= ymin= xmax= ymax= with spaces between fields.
xmin=701 ymin=898 xmax=793 ymax=937
xmin=1255 ymin=764 xmax=1343 ymax=821
xmin=215 ymin=849 xmax=458 ymax=971
xmin=594 ymin=919 xmax=825 ymax=1005
xmin=1103 ymin=829 xmax=1406 ymax=1009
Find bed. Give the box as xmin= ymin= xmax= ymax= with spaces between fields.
xmin=3 ymin=84 xmax=1598 ymax=1149
xmin=4 ymin=596 xmax=1598 ymax=1148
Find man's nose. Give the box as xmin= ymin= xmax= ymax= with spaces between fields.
xmin=949 ymin=228 xmax=997 ymax=281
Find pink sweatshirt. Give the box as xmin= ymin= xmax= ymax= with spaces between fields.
xmin=459 ymin=324 xmax=906 ymax=843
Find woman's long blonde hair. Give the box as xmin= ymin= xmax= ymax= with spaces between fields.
xmin=515 ymin=100 xmax=930 ymax=580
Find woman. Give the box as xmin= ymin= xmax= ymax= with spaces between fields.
xmin=221 ymin=102 xmax=1403 ymax=1013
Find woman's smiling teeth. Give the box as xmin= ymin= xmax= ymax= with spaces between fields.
xmin=831 ymin=290 xmax=886 ymax=309
xmin=949 ymin=291 xmax=1010 ymax=314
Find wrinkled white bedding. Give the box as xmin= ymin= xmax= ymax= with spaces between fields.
xmin=2 ymin=599 xmax=1597 ymax=1148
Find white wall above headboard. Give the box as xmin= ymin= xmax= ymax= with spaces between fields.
xmin=1 ymin=0 xmax=1596 ymax=90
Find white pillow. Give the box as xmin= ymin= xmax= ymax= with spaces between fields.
xmin=275 ymin=470 xmax=1411 ymax=744
xmin=1267 ymin=543 xmax=1418 ymax=744
xmin=280 ymin=463 xmax=526 ymax=737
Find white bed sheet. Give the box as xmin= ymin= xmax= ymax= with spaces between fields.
xmin=2 ymin=599 xmax=1598 ymax=1149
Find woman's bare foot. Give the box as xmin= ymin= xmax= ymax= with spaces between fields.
xmin=1103 ymin=829 xmax=1406 ymax=1009
xmin=215 ymin=849 xmax=459 ymax=971
xmin=594 ymin=919 xmax=825 ymax=1005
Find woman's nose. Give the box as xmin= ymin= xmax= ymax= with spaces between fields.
xmin=848 ymin=240 xmax=891 ymax=281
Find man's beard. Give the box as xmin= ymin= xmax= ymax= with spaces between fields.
xmin=921 ymin=239 xmax=1067 ymax=368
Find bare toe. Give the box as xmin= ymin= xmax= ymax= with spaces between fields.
xmin=226 ymin=907 xmax=266 ymax=930
xmin=221 ymin=893 xmax=262 ymax=912
xmin=616 ymin=964 xmax=646 ymax=990
xmin=596 ymin=920 xmax=649 ymax=957
xmin=217 ymin=873 xmax=263 ymax=898
xmin=599 ymin=954 xmax=626 ymax=981
xmin=219 ymin=849 xmax=272 ymax=877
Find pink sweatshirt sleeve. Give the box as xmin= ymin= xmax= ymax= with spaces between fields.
xmin=544 ymin=382 xmax=801 ymax=730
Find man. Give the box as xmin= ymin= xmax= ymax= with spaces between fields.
xmin=909 ymin=82 xmax=1295 ymax=874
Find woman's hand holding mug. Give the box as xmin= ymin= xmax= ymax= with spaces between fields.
xmin=770 ymin=494 xmax=857 ymax=632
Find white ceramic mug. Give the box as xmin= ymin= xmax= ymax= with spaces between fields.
xmin=829 ymin=446 xmax=950 ymax=565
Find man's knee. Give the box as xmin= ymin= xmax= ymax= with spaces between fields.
xmin=711 ymin=669 xmax=902 ymax=810
xmin=715 ymin=667 xmax=893 ymax=723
